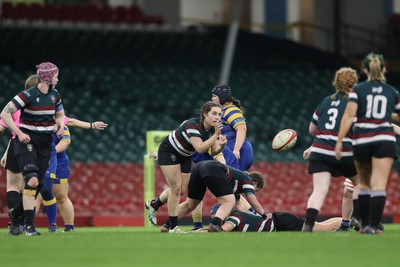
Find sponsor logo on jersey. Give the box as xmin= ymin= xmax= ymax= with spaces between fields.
xmin=27 ymin=144 xmax=33 ymax=152
xmin=372 ymin=86 xmax=383 ymax=93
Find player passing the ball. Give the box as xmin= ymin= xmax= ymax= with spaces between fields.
xmin=146 ymin=101 xmax=227 ymax=233
xmin=303 ymin=67 xmax=360 ymax=232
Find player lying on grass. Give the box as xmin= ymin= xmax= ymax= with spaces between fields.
xmin=203 ymin=202 xmax=342 ymax=232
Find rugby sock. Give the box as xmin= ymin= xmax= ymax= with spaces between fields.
xmin=369 ymin=190 xmax=386 ymax=229
xmin=358 ymin=189 xmax=370 ymax=227
xmin=64 ymin=224 xmax=75 ymax=231
xmin=163 ymin=220 xmax=171 ymax=228
xmin=43 ymin=198 xmax=57 ymax=225
xmin=352 ymin=199 xmax=360 ymax=219
xmin=169 ymin=216 xmax=178 ymax=229
xmin=210 ymin=217 xmax=222 ymax=226
xmin=193 ymin=222 xmax=203 ymax=229
xmin=24 ymin=210 xmax=35 ymax=226
xmin=341 ymin=220 xmax=350 ymax=228
xmin=305 ymin=208 xmax=318 ymax=228
xmin=151 ymin=197 xmax=165 ymax=211
xmin=10 ymin=200 xmax=23 ymax=223
xmin=6 ymin=191 xmax=20 ymax=210
xmin=18 ymin=216 xmax=25 ymax=227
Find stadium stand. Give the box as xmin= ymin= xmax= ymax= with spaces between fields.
xmin=0 ymin=2 xmax=164 ymax=25
xmin=0 ymin=25 xmax=400 ymax=226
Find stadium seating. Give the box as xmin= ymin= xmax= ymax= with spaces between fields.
xmin=0 ymin=2 xmax=164 ymax=25
xmin=1 ymin=26 xmax=400 ymax=223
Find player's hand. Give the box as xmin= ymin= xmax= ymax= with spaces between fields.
xmin=148 ymin=152 xmax=158 ymax=161
xmin=303 ymin=147 xmax=311 ymax=160
xmin=17 ymin=132 xmax=30 ymax=144
xmin=93 ymin=121 xmax=108 ymax=130
xmin=217 ymin=121 xmax=224 ymax=130
xmin=214 ymin=122 xmax=221 ymax=136
xmin=233 ymin=149 xmax=240 ymax=161
xmin=1 ymin=155 xmax=6 ymax=167
xmin=335 ymin=141 xmax=343 ymax=160
xmin=219 ymin=135 xmax=227 ymax=146
xmin=55 ymin=124 xmax=64 ymax=138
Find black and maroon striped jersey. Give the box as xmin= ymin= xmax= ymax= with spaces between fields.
xmin=225 ymin=210 xmax=274 ymax=232
xmin=349 ymin=81 xmax=400 ymax=146
xmin=309 ymin=92 xmax=354 ymax=163
xmin=11 ymin=87 xmax=62 ymax=134
xmin=228 ymin=166 xmax=256 ymax=196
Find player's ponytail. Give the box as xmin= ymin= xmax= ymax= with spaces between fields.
xmin=368 ymin=56 xmax=386 ymax=82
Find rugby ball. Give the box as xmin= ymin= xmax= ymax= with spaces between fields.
xmin=272 ymin=129 xmax=297 ymax=152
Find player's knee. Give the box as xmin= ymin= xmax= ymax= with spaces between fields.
xmin=23 ymin=183 xmax=38 ymax=196
xmin=55 ymin=193 xmax=68 ymax=203
xmin=187 ymin=200 xmax=199 ymax=211
xmin=23 ymin=164 xmax=39 ymax=186
xmin=40 ymin=187 xmax=54 ymax=201
xmin=170 ymin=186 xmax=181 ymax=197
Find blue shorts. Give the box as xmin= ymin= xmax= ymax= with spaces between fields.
xmin=227 ymin=138 xmax=253 ymax=171
xmin=54 ymin=158 xmax=70 ymax=184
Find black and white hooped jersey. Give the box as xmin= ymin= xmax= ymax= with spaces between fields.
xmin=168 ymin=118 xmax=215 ymax=157
xmin=349 ymin=81 xmax=400 ymax=146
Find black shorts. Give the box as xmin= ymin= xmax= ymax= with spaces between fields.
xmin=308 ymin=160 xmax=357 ymax=178
xmin=14 ymin=129 xmax=52 ymax=181
xmin=5 ymin=139 xmax=20 ymax=173
xmin=188 ymin=160 xmax=233 ymax=200
xmin=272 ymin=212 xmax=305 ymax=232
xmin=353 ymin=142 xmax=397 ymax=163
xmin=157 ymin=138 xmax=192 ymax=173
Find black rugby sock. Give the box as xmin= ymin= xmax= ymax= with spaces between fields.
xmin=305 ymin=208 xmax=318 ymax=227
xmin=358 ymin=191 xmax=370 ymax=227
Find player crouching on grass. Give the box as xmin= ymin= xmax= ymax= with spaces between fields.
xmin=160 ymin=160 xmax=267 ymax=233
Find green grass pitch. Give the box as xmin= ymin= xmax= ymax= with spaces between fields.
xmin=1 ymin=225 xmax=400 ymax=267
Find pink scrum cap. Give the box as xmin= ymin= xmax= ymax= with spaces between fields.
xmin=36 ymin=62 xmax=59 ymax=85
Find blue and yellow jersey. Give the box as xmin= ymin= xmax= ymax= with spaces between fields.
xmin=55 ymin=125 xmax=71 ymax=161
xmin=221 ymin=103 xmax=246 ymax=140
xmin=192 ymin=146 xmax=240 ymax=169
xmin=349 ymin=81 xmax=400 ymax=146
xmin=309 ymin=92 xmax=354 ymax=163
